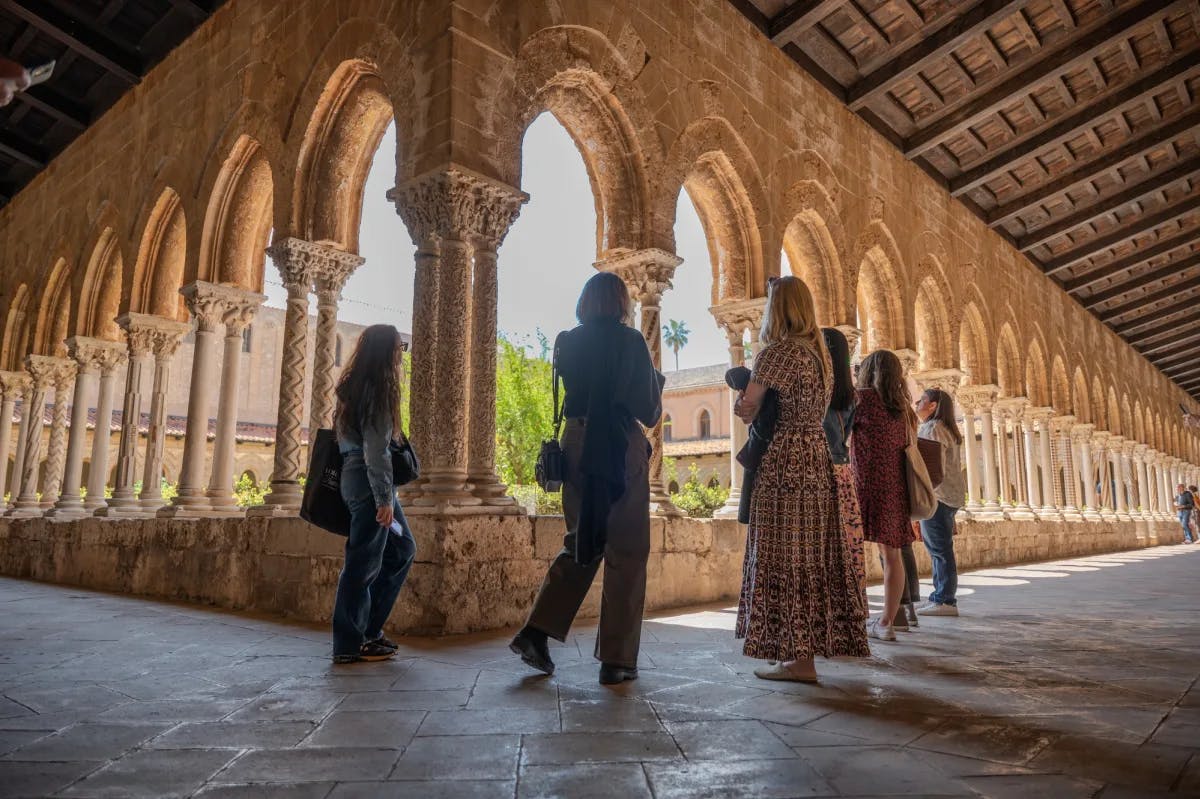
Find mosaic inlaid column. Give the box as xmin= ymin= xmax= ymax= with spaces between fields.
xmin=1050 ymin=416 xmax=1084 ymax=521
xmin=99 ymin=315 xmax=157 ymax=517
xmin=0 ymin=372 xmax=27 ymax=507
xmin=996 ymin=398 xmax=1035 ymax=520
xmin=712 ymin=299 xmax=764 ymax=520
xmin=1091 ymin=432 xmax=1117 ymax=521
xmin=47 ymin=338 xmax=108 ymax=517
xmin=138 ymin=320 xmax=188 ymax=513
xmin=83 ymin=346 xmax=126 ymax=512
xmin=1026 ymin=407 xmax=1060 ymax=520
xmin=1109 ymin=436 xmax=1131 ymax=521
xmin=207 ymin=292 xmax=264 ymax=512
xmin=1072 ymin=424 xmax=1101 ymax=521
xmin=600 ymin=248 xmax=684 ymax=518
xmin=974 ymin=386 xmax=1002 ymax=516
xmin=8 ymin=358 xmax=59 ymax=516
xmin=1132 ymin=443 xmax=1152 ymax=521
xmin=309 ymin=248 xmax=364 ymax=433
xmin=161 ymin=282 xmax=239 ymax=517
xmin=466 ymin=186 xmax=527 ymax=512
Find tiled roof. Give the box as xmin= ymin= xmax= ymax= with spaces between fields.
xmin=663 ymin=364 xmax=727 ymax=391
xmin=8 ymin=402 xmax=300 ymax=446
xmin=665 ymin=437 xmax=731 ymax=457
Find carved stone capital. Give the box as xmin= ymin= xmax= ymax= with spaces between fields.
xmin=118 ymin=313 xmax=190 ymax=360
xmin=1050 ymin=415 xmax=1077 ymax=436
xmin=1134 ymin=444 xmax=1149 ymax=460
xmin=25 ymin=355 xmax=73 ymax=389
xmin=267 ymin=237 xmax=326 ymax=292
xmin=891 ymin=348 xmax=919 ymax=376
xmin=994 ymin=396 xmax=1030 ymax=421
xmin=0 ymin=370 xmax=31 ymax=400
xmin=1069 ymin=421 xmax=1094 ymax=441
xmin=958 ymin=384 xmax=999 ymax=411
xmin=1024 ymin=406 xmax=1056 ymax=428
xmin=388 ymin=164 xmax=528 ymax=247
xmin=180 ymin=281 xmax=265 ymax=334
xmin=66 ymin=336 xmax=125 ymax=375
xmin=1121 ymin=439 xmax=1140 ymax=457
xmin=595 ymin=248 xmax=682 ymax=307
xmin=710 ymin=297 xmax=766 ymax=337
xmin=911 ymin=368 xmax=963 ymax=397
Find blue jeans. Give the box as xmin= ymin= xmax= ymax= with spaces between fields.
xmin=1179 ymin=511 xmax=1194 ymax=543
xmin=920 ymin=501 xmax=958 ymax=606
xmin=332 ymin=452 xmax=416 ymax=657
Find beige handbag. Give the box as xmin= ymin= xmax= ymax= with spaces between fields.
xmin=905 ymin=427 xmax=938 ymax=521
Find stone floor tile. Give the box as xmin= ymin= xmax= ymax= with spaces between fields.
xmin=910 ymin=719 xmax=1056 ymax=765
xmin=4 ymin=684 xmax=130 ymax=715
xmin=560 ymin=699 xmax=662 ymax=732
xmin=518 ymin=763 xmax=652 ymax=799
xmin=148 ymin=721 xmax=317 ymax=749
xmin=1027 ymin=737 xmax=1192 ymax=790
xmin=416 ymin=708 xmax=558 ymax=736
xmin=59 ymin=749 xmax=237 ymax=798
xmin=646 ymin=680 xmax=770 ymax=710
xmin=465 ymin=681 xmax=559 ymax=711
xmin=192 ymin=783 xmax=336 ymax=798
xmin=336 ymin=689 xmax=469 ymax=712
xmin=666 ymin=719 xmax=794 ymax=761
xmin=520 ymin=731 xmax=681 ymax=765
xmin=645 ymin=758 xmax=834 ymax=798
xmin=389 ymin=662 xmax=479 ymax=691
xmin=301 ymin=710 xmax=424 ymax=747
xmin=215 ymin=747 xmax=400 ymax=783
xmin=3 ymin=722 xmax=168 ymax=762
xmin=805 ymin=709 xmax=939 ymax=745
xmin=764 ymin=723 xmax=866 ymax=749
xmin=720 ymin=693 xmax=830 ymax=728
xmin=329 ymin=780 xmax=514 ymax=798
xmin=227 ymin=691 xmax=343 ymax=723
xmin=94 ymin=699 xmax=249 ymax=723
xmin=0 ymin=760 xmax=101 ymax=798
xmin=800 ymin=745 xmax=974 ymax=796
xmin=388 ymin=734 xmax=519 ymax=780
xmin=962 ymin=773 xmax=1104 ymax=798
xmin=0 ymin=729 xmax=46 ymax=756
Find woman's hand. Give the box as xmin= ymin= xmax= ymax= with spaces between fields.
xmin=376 ymin=504 xmax=394 ymax=528
xmin=736 ymin=382 xmax=767 ymax=423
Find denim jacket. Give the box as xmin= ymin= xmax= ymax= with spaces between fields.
xmin=336 ymin=400 xmax=394 ymax=509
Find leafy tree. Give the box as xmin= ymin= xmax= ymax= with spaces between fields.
xmin=495 ymin=335 xmax=555 ymax=487
xmin=662 ymin=319 xmax=690 ymax=371
xmin=670 ymin=463 xmax=729 ymax=518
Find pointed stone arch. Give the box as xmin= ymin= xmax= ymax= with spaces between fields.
xmin=1073 ymin=367 xmax=1091 ymax=423
xmin=1 ymin=283 xmax=30 ymax=371
xmin=1134 ymin=400 xmax=1146 ymax=443
xmin=1107 ymin=386 xmax=1121 ymax=436
xmin=913 ymin=270 xmax=955 ymax=370
xmin=958 ymin=301 xmax=991 ymax=385
xmin=778 ymin=158 xmax=849 ymax=323
xmin=34 ymin=257 xmax=72 ymax=357
xmin=199 ymin=135 xmax=275 ymax=292
xmin=75 ymin=206 xmax=126 ymax=341
xmin=1025 ymin=337 xmax=1049 ymax=406
xmin=995 ymin=322 xmax=1023 ymax=397
xmin=130 ymin=187 xmax=188 ymax=321
xmin=852 ymin=221 xmax=907 ymax=353
xmin=1092 ymin=376 xmax=1107 ymax=430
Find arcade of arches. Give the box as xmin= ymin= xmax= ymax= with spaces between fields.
xmin=0 ymin=0 xmax=1198 ymax=633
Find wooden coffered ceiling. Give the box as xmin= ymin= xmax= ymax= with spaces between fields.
xmin=0 ymin=0 xmax=227 ymax=208
xmin=729 ymin=0 xmax=1200 ymax=400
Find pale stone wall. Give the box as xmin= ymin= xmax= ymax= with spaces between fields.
xmin=0 ymin=513 xmax=1168 ymax=635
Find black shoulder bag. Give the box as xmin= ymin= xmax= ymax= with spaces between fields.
xmin=535 ymin=345 xmax=566 ymax=492
xmin=390 ymin=435 xmax=420 ymax=486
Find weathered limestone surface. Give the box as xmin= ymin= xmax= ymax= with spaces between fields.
xmin=0 ymin=514 xmax=1169 ymax=636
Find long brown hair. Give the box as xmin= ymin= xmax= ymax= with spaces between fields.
xmin=760 ymin=276 xmax=829 ymax=386
xmin=921 ymin=388 xmax=963 ymax=444
xmin=857 ymin=349 xmax=915 ymax=429
xmin=576 ymin=272 xmax=632 ymax=325
xmin=334 ymin=324 xmax=405 ymax=437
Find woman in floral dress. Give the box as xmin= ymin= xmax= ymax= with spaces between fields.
xmin=851 ymin=349 xmax=918 ymax=642
xmin=734 ymin=277 xmax=870 ymax=682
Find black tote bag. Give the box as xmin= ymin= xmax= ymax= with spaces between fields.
xmin=300 ymin=428 xmax=351 ymax=536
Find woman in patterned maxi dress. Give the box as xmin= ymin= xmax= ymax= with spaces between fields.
xmin=734 ymin=277 xmax=870 ymax=682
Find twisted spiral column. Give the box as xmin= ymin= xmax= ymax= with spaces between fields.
xmin=37 ymin=360 xmax=74 ymax=508
xmin=0 ymin=372 xmax=28 ymax=507
xmin=309 ymin=248 xmax=363 ymax=434
xmin=8 ymin=357 xmax=61 ymax=516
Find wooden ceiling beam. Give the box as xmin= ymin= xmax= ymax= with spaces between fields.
xmin=1018 ymin=159 xmax=1200 ymax=252
xmin=1151 ymin=343 xmax=1200 ymax=371
xmin=1064 ymin=229 xmax=1198 ymax=292
xmin=0 ymin=0 xmax=142 ymax=84
xmin=1161 ymin=361 xmax=1200 ymax=380
xmin=950 ymin=50 xmax=1200 ymax=198
xmin=781 ymin=42 xmax=847 ymax=100
xmin=1139 ymin=325 xmax=1200 ymax=357
xmin=1042 ymin=194 xmax=1200 ymax=276
xmin=1083 ymin=250 xmax=1200 ymax=310
xmin=988 ymin=108 xmax=1200 ymax=228
xmin=1123 ymin=311 xmax=1200 ymax=344
xmin=769 ymin=0 xmax=843 ymax=44
xmin=904 ymin=0 xmax=1180 ymax=160
xmin=1099 ymin=277 xmax=1200 ymax=323
xmin=846 ymin=0 xmax=1026 ymax=110
xmin=12 ymin=83 xmax=89 ymax=130
xmin=167 ymin=0 xmax=215 ymax=22
xmin=1115 ymin=294 xmax=1200 ymax=335
xmin=0 ymin=129 xmax=46 ymax=168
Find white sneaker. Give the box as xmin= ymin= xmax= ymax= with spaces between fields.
xmin=754 ymin=661 xmax=818 ymax=683
xmin=867 ymin=619 xmax=896 ymax=642
xmin=917 ymin=602 xmax=959 ymax=617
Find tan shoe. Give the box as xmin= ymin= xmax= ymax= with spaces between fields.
xmin=753 ymin=661 xmax=818 ymax=683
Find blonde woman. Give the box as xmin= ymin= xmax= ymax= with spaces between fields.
xmin=734 ymin=276 xmax=870 ymax=682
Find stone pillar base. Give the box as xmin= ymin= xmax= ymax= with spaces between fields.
xmin=1036 ymin=507 xmax=1063 ymax=521
xmin=94 ymin=505 xmax=154 ymax=519
xmin=44 ymin=503 xmax=89 ymax=520
xmin=1081 ymin=508 xmax=1104 ymax=522
xmin=1008 ymin=505 xmax=1037 ymax=521
xmin=158 ymin=504 xmax=242 ymax=520
xmin=249 ymin=482 xmax=303 ymax=517
xmin=6 ymin=504 xmax=45 ymax=519
xmin=246 ymin=504 xmax=301 ymax=519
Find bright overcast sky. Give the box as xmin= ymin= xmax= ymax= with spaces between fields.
xmin=264 ymin=114 xmax=733 ymax=371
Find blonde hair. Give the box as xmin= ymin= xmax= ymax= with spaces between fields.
xmin=760 ymin=276 xmax=829 ymax=384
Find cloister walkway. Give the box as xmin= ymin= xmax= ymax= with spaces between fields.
xmin=0 ymin=546 xmax=1197 ymax=798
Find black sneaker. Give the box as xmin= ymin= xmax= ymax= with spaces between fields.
xmin=509 ymin=629 xmax=554 ymax=675
xmin=368 ymin=635 xmax=399 ymax=651
xmin=332 ymin=641 xmax=397 ymax=664
xmin=599 ymin=664 xmax=638 ymax=685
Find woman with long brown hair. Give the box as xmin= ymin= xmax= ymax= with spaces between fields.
xmin=851 ymin=349 xmax=918 ymax=642
xmin=915 ymin=387 xmax=965 ymax=616
xmin=331 ymin=324 xmax=416 ymax=664
xmin=734 ymin=276 xmax=869 ymax=682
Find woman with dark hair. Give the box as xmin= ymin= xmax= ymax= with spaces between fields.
xmin=915 ymin=388 xmax=965 ymax=616
xmin=331 ymin=324 xmax=416 ymax=664
xmin=511 ymin=271 xmax=664 ymax=685
xmin=821 ymin=327 xmax=865 ymax=598
xmin=851 ymin=349 xmax=918 ymax=642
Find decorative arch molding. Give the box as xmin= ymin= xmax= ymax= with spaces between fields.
xmin=1050 ymin=354 xmax=1071 ymax=413
xmin=780 ymin=174 xmax=849 ymax=324
xmin=958 ymin=300 xmax=992 ymax=385
xmin=1 ymin=283 xmax=30 ymax=372
xmin=34 ymin=256 xmax=71 ymax=357
xmin=1092 ymin=376 xmax=1107 ymax=431
xmin=198 ymin=135 xmax=275 ymax=292
xmin=995 ymin=321 xmax=1023 ymax=398
xmin=1073 ymin=367 xmax=1092 ymax=424
xmin=1107 ymin=386 xmax=1122 ymax=436
xmin=912 ymin=258 xmax=956 ymax=370
xmin=851 ymin=220 xmax=907 ymax=351
xmin=73 ymin=202 xmax=126 ymax=341
xmin=1025 ymin=337 xmax=1050 ymax=406
xmin=656 ymin=116 xmax=770 ymax=304
xmin=130 ymin=187 xmax=188 ymax=321
xmin=488 ymin=24 xmax=659 ymax=256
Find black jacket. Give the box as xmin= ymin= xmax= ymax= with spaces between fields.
xmin=725 ymin=366 xmax=778 ymax=524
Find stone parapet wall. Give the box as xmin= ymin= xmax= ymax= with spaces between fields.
xmin=0 ymin=514 xmax=1169 ymax=637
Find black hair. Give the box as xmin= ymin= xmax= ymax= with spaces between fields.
xmin=576 ymin=272 xmax=631 ymax=324
xmin=821 ymin=327 xmax=854 ymax=413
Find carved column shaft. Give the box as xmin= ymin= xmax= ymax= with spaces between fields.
xmin=0 ymin=373 xmax=24 ymax=503
xmin=960 ymin=403 xmax=983 ymax=511
xmin=11 ymin=360 xmax=57 ymax=513
xmin=207 ymin=297 xmax=264 ymax=511
xmin=7 ymin=389 xmax=31 ymax=505
xmin=42 ymin=369 xmax=74 ymax=506
xmin=48 ymin=339 xmax=106 ymax=516
xmin=309 ymin=248 xmax=362 ymax=432
xmin=84 ymin=351 xmax=125 ymax=510
xmin=711 ymin=300 xmax=764 ymax=520
xmin=139 ymin=327 xmax=185 ymax=511
xmin=105 ymin=319 xmax=154 ymax=512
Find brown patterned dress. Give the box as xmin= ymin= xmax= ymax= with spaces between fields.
xmin=735 ymin=338 xmax=870 ymax=661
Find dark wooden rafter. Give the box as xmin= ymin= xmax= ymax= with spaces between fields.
xmin=1162 ymin=361 xmax=1200 ymax=380
xmin=1084 ymin=250 xmax=1200 ymax=310
xmin=1125 ymin=311 xmax=1200 ymax=345
xmin=1139 ymin=325 xmax=1200 ymax=357
xmin=769 ymin=0 xmax=843 ymax=44
xmin=1154 ymin=342 xmax=1200 ymax=371
xmin=1064 ymin=229 xmax=1199 ymax=292
xmin=0 ymin=128 xmax=45 ymax=168
xmin=1042 ymin=194 xmax=1200 ymax=277
xmin=1099 ymin=275 xmax=1200 ymax=323
xmin=1115 ymin=294 xmax=1200 ymax=335
xmin=1017 ymin=160 xmax=1200 ymax=253
xmin=0 ymin=0 xmax=144 ymax=84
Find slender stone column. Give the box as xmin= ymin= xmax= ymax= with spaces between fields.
xmin=99 ymin=315 xmax=157 ymax=516
xmin=711 ymin=299 xmax=765 ymax=520
xmin=600 ymin=248 xmax=684 ymax=518
xmin=83 ymin=348 xmax=126 ymax=511
xmin=466 ymin=187 xmax=527 ymax=512
xmin=0 ymin=372 xmax=27 ymax=506
xmin=1108 ymin=437 xmax=1131 ymax=520
xmin=996 ymin=398 xmax=1035 ymax=519
xmin=960 ymin=399 xmax=983 ymax=513
xmin=161 ymin=282 xmax=246 ymax=517
xmin=47 ymin=339 xmax=110 ymax=517
xmin=1132 ymin=443 xmax=1151 ymax=521
xmin=137 ymin=320 xmax=188 ymax=512
xmin=6 ymin=379 xmax=32 ymax=508
xmin=8 ymin=359 xmax=60 ymax=516
xmin=1050 ymin=416 xmax=1083 ymax=521
xmin=309 ymin=249 xmax=365 ymax=433
xmin=1091 ymin=432 xmax=1118 ymax=521
xmin=1072 ymin=424 xmax=1101 ymax=520
xmin=207 ymin=294 xmax=264 ymax=512
xmin=1026 ymin=407 xmax=1060 ymax=519
xmin=40 ymin=365 xmax=75 ymax=508
xmin=972 ymin=386 xmax=1002 ymax=515
xmin=1022 ymin=410 xmax=1042 ymax=511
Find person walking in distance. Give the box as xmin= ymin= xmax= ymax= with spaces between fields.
xmin=734 ymin=277 xmax=869 ymax=682
xmin=915 ymin=388 xmax=965 ymax=617
xmin=331 ymin=325 xmax=417 ymax=664
xmin=1174 ymin=484 xmax=1196 ymax=544
xmin=510 ymin=272 xmax=665 ymax=685
xmin=852 ymin=350 xmax=919 ymax=642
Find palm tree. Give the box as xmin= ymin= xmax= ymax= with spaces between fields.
xmin=662 ymin=319 xmax=690 ymax=371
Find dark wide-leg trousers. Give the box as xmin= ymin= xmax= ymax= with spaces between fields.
xmin=525 ymin=420 xmax=651 ymax=669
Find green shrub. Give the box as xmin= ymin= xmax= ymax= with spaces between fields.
xmin=233 ymin=473 xmax=266 ymax=507
xmin=670 ymin=464 xmax=729 ymax=518
xmin=509 ymin=484 xmax=564 ymax=516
